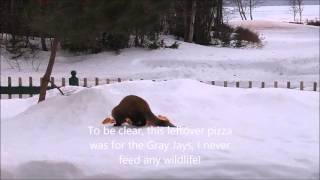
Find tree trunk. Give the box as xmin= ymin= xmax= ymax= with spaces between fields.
xmin=183 ymin=0 xmax=190 ymax=42
xmin=249 ymin=0 xmax=253 ymax=20
xmin=299 ymin=11 xmax=302 ymax=23
xmin=215 ymin=0 xmax=223 ymax=25
xmin=235 ymin=0 xmax=244 ymax=20
xmin=38 ymin=38 xmax=59 ymax=103
xmin=297 ymin=0 xmax=303 ymax=23
xmin=239 ymin=0 xmax=247 ymax=20
xmin=187 ymin=0 xmax=196 ymax=42
xmin=41 ymin=37 xmax=48 ymax=51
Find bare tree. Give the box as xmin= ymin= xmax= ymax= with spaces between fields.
xmin=296 ymin=0 xmax=304 ymax=23
xmin=38 ymin=38 xmax=59 ymax=103
xmin=234 ymin=0 xmax=247 ymax=20
xmin=184 ymin=0 xmax=197 ymax=42
xmin=290 ymin=0 xmax=303 ymax=23
xmin=290 ymin=0 xmax=298 ymax=22
xmin=215 ymin=0 xmax=223 ymax=25
xmin=248 ymin=0 xmax=260 ymax=20
xmin=234 ymin=0 xmax=260 ymax=20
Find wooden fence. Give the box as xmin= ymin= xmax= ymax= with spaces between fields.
xmin=0 ymin=76 xmax=319 ymax=99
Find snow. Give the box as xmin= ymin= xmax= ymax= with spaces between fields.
xmin=1 ymin=19 xmax=319 ymax=84
xmin=227 ymin=5 xmax=320 ymax=22
xmin=1 ymin=80 xmax=319 ymax=179
xmin=0 ymin=4 xmax=319 ymax=179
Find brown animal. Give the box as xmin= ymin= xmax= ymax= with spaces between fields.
xmin=108 ymin=95 xmax=175 ymax=127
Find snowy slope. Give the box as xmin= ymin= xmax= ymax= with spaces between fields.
xmin=1 ymin=80 xmax=319 ymax=179
xmin=1 ymin=20 xmax=319 ymax=84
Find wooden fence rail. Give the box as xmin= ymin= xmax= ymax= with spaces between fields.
xmin=0 ymin=76 xmax=319 ymax=99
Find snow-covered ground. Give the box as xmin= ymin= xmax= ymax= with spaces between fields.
xmin=1 ymin=80 xmax=319 ymax=179
xmin=1 ymin=5 xmax=319 ymax=84
xmin=1 ymin=20 xmax=319 ymax=84
xmin=1 ymin=4 xmax=319 ymax=179
xmin=227 ymin=5 xmax=320 ymax=22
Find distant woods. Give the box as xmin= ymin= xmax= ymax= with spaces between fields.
xmin=0 ymin=0 xmax=263 ymax=102
xmin=0 ymin=0 xmax=228 ymax=53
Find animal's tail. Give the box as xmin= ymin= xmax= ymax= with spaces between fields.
xmin=148 ymin=115 xmax=176 ymax=127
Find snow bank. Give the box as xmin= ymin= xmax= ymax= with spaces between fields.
xmin=1 ymin=80 xmax=319 ymax=179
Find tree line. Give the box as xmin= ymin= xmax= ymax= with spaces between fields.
xmin=1 ymin=0 xmax=225 ymax=51
xmin=0 ymin=0 xmax=225 ymax=102
xmin=1 ymin=0 xmax=263 ymax=102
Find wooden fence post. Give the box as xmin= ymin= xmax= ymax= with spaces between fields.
xmin=18 ymin=77 xmax=22 ymax=99
xmin=314 ymin=82 xmax=317 ymax=91
xmin=95 ymin=77 xmax=99 ymax=86
xmin=261 ymin=82 xmax=265 ymax=88
xmin=249 ymin=81 xmax=252 ymax=88
xmin=287 ymin=81 xmax=290 ymax=89
xmin=118 ymin=78 xmax=121 ymax=82
xmin=224 ymin=81 xmax=227 ymax=87
xmin=236 ymin=81 xmax=240 ymax=88
xmin=274 ymin=81 xmax=278 ymax=88
xmin=106 ymin=79 xmax=110 ymax=84
xmin=211 ymin=81 xmax=215 ymax=85
xmin=61 ymin=78 xmax=65 ymax=86
xmin=29 ymin=77 xmax=33 ymax=97
xmin=300 ymin=81 xmax=304 ymax=91
xmin=8 ymin=77 xmax=12 ymax=99
xmin=84 ymin=78 xmax=87 ymax=87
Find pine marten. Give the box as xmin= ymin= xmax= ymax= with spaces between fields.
xmin=111 ymin=95 xmax=175 ymax=127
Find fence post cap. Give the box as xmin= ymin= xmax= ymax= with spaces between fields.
xmin=71 ymin=70 xmax=77 ymax=76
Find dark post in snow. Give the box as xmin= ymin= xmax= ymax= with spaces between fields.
xmin=69 ymin=70 xmax=79 ymax=86
xmin=29 ymin=77 xmax=33 ymax=97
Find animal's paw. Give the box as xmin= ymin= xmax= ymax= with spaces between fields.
xmin=102 ymin=117 xmax=116 ymax=124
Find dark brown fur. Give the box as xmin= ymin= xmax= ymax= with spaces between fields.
xmin=112 ymin=95 xmax=175 ymax=127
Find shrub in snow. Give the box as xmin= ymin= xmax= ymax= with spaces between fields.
xmin=166 ymin=41 xmax=180 ymax=49
xmin=144 ymin=39 xmax=179 ymax=50
xmin=1 ymin=36 xmax=40 ymax=71
xmin=306 ymin=19 xmax=320 ymax=26
xmin=102 ymin=32 xmax=130 ymax=52
xmin=211 ymin=24 xmax=262 ymax=48
xmin=233 ymin=27 xmax=261 ymax=44
xmin=212 ymin=24 xmax=235 ymax=47
xmin=147 ymin=41 xmax=161 ymax=49
xmin=60 ymin=39 xmax=102 ymax=54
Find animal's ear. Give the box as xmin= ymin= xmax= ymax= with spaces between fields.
xmin=125 ymin=118 xmax=133 ymax=124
